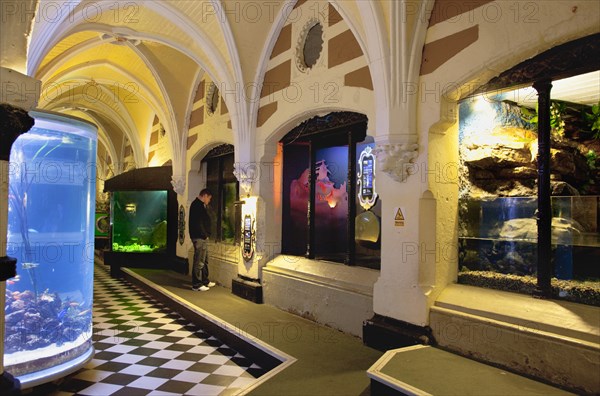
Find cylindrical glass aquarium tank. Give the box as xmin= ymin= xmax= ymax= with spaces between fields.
xmin=4 ymin=110 xmax=97 ymax=388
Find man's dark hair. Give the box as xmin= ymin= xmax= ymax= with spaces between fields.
xmin=199 ymin=188 xmax=212 ymax=197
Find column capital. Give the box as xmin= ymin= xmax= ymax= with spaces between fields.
xmin=170 ymin=174 xmax=186 ymax=196
xmin=0 ymin=68 xmax=40 ymax=111
xmin=373 ymin=142 xmax=419 ymax=183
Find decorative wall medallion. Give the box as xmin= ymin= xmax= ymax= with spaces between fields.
xmin=178 ymin=205 xmax=185 ymax=245
xmin=95 ymin=213 xmax=110 ymax=237
xmin=295 ymin=18 xmax=323 ymax=72
xmin=357 ymin=146 xmax=378 ymax=210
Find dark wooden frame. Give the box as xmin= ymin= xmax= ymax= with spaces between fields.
xmin=281 ymin=112 xmax=368 ymax=265
xmin=203 ymin=145 xmax=240 ymax=245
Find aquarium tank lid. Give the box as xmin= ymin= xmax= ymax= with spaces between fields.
xmin=104 ymin=166 xmax=174 ymax=192
xmin=29 ymin=109 xmax=98 ymax=141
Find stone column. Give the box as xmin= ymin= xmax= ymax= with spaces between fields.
xmin=231 ymin=143 xmax=280 ymax=303
xmin=360 ymin=0 xmax=437 ymax=349
xmin=0 ymin=103 xmax=35 ymax=394
xmin=0 ymin=67 xmax=40 ymax=395
xmin=231 ymin=157 xmax=264 ymax=302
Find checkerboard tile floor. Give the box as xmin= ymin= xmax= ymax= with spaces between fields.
xmin=30 ymin=264 xmax=268 ymax=395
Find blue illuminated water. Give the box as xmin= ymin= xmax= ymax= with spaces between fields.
xmin=5 ymin=112 xmax=97 ymax=380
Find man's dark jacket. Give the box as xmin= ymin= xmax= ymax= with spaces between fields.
xmin=189 ymin=197 xmax=211 ymax=240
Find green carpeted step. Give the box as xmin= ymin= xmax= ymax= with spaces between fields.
xmin=367 ymin=345 xmax=574 ymax=395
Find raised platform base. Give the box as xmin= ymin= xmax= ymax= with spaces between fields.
xmin=232 ymin=276 xmax=263 ymax=303
xmin=367 ymin=345 xmax=572 ymax=395
xmin=262 ymin=256 xmax=377 ymax=337
xmin=121 ymin=268 xmax=284 ymax=372
xmin=105 ymin=251 xmax=187 ymax=277
xmin=363 ymin=314 xmax=435 ymax=351
xmin=13 ymin=343 xmax=94 ymax=390
xmin=430 ymin=284 xmax=599 ymax=394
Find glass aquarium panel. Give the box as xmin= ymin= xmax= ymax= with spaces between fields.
xmin=459 ymin=196 xmax=600 ymax=280
xmin=457 ymin=88 xmax=600 ymax=305
xmin=206 ymin=179 xmax=220 ymax=240
xmin=221 ymin=182 xmax=237 ymax=244
xmin=111 ymin=190 xmax=167 ymax=253
xmin=6 ymin=111 xmax=96 ymax=383
xmin=314 ymin=145 xmax=348 ymax=260
xmin=282 ymin=144 xmax=309 ymax=255
xmin=222 ymin=153 xmax=236 ymax=182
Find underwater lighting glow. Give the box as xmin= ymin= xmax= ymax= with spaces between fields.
xmin=327 ymin=196 xmax=338 ymax=208
xmin=463 ymin=94 xmax=497 ymax=136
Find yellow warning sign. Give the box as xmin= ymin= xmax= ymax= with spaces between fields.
xmin=395 ymin=208 xmax=405 ymax=227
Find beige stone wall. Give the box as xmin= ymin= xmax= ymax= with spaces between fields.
xmin=229 ymin=0 xmax=380 ymax=321
xmin=256 ymin=0 xmax=374 ymax=144
xmin=420 ymin=0 xmax=600 ymax=304
xmin=147 ymin=115 xmax=173 ymax=167
xmin=122 ymin=138 xmax=136 ymax=172
xmin=419 ymin=1 xmax=600 ymax=391
xmin=186 ymin=76 xmax=234 ymax=156
xmin=179 ymin=74 xmax=235 ymax=262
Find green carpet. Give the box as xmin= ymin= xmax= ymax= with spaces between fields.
xmin=375 ymin=346 xmax=574 ymax=395
xmin=128 ymin=267 xmax=383 ymax=395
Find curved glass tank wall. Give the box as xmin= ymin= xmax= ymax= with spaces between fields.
xmin=4 ymin=110 xmax=97 ymax=388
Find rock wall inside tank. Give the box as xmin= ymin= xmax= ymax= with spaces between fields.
xmin=458 ymin=89 xmax=600 ymax=298
xmin=459 ymin=96 xmax=600 ymax=199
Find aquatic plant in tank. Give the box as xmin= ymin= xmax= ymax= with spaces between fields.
xmin=5 ymin=110 xmax=97 ymax=387
xmin=111 ymin=190 xmax=168 ymax=253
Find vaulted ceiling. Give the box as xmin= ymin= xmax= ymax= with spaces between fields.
xmin=4 ymin=0 xmax=408 ymax=178
xmin=26 ymin=0 xmax=296 ymax=174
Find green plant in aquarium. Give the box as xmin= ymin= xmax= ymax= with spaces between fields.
xmin=520 ymin=105 xmax=538 ymax=127
xmin=586 ymin=149 xmax=598 ymax=171
xmin=550 ymin=102 xmax=566 ymax=139
xmin=584 ymin=102 xmax=600 ymax=139
xmin=520 ymin=101 xmax=566 ymax=139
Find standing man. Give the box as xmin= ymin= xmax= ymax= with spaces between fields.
xmin=189 ymin=188 xmax=216 ymax=291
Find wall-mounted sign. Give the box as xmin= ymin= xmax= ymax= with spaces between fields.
xmin=357 ymin=146 xmax=378 ymax=210
xmin=395 ymin=207 xmax=405 ymax=227
xmin=242 ymin=214 xmax=254 ymax=260
xmin=178 ymin=205 xmax=185 ymax=245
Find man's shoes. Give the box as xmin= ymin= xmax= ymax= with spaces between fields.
xmin=207 ymin=282 xmax=216 ymax=288
xmin=192 ymin=285 xmax=210 ymax=291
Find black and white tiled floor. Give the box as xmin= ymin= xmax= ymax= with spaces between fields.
xmin=30 ymin=264 xmax=268 ymax=395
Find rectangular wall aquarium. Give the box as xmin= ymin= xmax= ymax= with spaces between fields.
xmin=5 ymin=110 xmax=97 ymax=388
xmin=103 ymin=166 xmax=187 ymax=276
